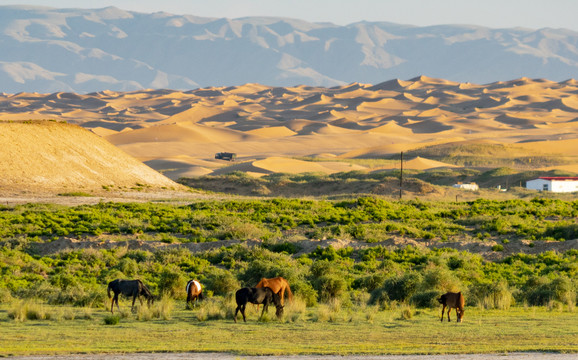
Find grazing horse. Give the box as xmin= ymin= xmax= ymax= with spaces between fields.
xmin=255 ymin=277 xmax=293 ymax=305
xmin=107 ymin=279 xmax=154 ymax=314
xmin=438 ymin=291 xmax=465 ymax=323
xmin=185 ymin=279 xmax=204 ymax=309
xmin=234 ymin=287 xmax=284 ymax=323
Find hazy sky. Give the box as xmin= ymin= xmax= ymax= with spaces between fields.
xmin=1 ymin=0 xmax=577 ymax=31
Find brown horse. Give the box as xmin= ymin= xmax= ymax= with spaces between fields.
xmin=185 ymin=279 xmax=204 ymax=309
xmin=255 ymin=277 xmax=293 ymax=305
xmin=438 ymin=291 xmax=465 ymax=323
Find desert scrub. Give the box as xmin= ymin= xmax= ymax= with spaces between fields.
xmin=8 ymin=300 xmax=49 ymax=321
xmin=103 ymin=314 xmax=120 ymax=325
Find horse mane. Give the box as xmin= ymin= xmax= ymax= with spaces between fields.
xmin=186 ymin=280 xmax=193 ymax=295
xmin=271 ymin=290 xmax=282 ymax=306
xmin=138 ymin=279 xmax=153 ymax=299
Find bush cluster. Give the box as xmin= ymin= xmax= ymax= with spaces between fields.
xmin=0 ymin=199 xmax=576 ymax=311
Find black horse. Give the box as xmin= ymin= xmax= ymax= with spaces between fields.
xmin=234 ymin=287 xmax=284 ymax=323
xmin=107 ymin=279 xmax=154 ymax=313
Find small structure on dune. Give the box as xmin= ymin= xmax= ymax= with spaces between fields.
xmin=526 ymin=177 xmax=578 ymax=193
xmin=453 ymin=182 xmax=479 ymax=191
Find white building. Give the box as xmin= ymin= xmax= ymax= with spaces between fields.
xmin=453 ymin=182 xmax=479 ymax=191
xmin=526 ymin=177 xmax=578 ymax=193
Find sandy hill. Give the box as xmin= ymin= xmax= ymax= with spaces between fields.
xmin=0 ymin=121 xmax=180 ymax=193
xmin=1 ymin=76 xmax=578 ymax=180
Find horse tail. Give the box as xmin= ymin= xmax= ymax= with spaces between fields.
xmin=284 ymin=280 xmax=293 ymax=302
xmin=186 ymin=280 xmax=193 ymax=296
xmin=107 ymin=282 xmax=113 ymax=299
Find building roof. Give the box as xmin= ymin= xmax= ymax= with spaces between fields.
xmin=538 ymin=177 xmax=578 ymax=181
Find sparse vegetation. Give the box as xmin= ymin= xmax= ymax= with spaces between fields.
xmin=178 ymin=167 xmax=578 ymax=199
xmin=0 ymin=197 xmax=577 ymax=356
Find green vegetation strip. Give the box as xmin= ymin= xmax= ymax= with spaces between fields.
xmin=0 ymin=198 xmax=577 ymax=356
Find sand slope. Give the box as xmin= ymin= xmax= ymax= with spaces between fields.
xmin=1 ymin=76 xmax=578 ymax=179
xmin=0 ymin=121 xmax=180 ymax=192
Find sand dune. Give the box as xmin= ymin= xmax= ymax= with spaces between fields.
xmin=248 ymin=157 xmax=367 ymax=175
xmin=1 ymin=76 xmax=578 ymax=179
xmin=404 ymin=156 xmax=460 ymax=170
xmin=0 ymin=121 xmax=180 ymax=191
xmin=245 ymin=126 xmax=297 ymax=138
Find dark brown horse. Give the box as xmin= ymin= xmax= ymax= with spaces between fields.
xmin=185 ymin=279 xmax=204 ymax=309
xmin=234 ymin=287 xmax=283 ymax=323
xmin=438 ymin=291 xmax=465 ymax=322
xmin=107 ymin=279 xmax=154 ymax=314
xmin=255 ymin=277 xmax=293 ymax=305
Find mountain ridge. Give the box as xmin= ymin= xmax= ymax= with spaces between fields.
xmin=2 ymin=6 xmax=578 ymax=93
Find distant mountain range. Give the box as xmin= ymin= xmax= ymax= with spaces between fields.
xmin=2 ymin=5 xmax=578 ymax=93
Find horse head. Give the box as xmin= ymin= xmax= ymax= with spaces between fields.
xmin=275 ymin=303 xmax=284 ymax=319
xmin=457 ymin=309 xmax=464 ymax=322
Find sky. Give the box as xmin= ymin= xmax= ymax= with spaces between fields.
xmin=1 ymin=0 xmax=577 ymax=31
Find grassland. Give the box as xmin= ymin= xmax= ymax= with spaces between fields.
xmin=1 ymin=302 xmax=576 ymax=356
xmin=0 ymin=197 xmax=577 ymax=356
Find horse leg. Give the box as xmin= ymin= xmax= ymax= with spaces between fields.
xmin=279 ymin=289 xmax=285 ymax=306
xmin=110 ymin=295 xmax=114 ymax=313
xmin=447 ymin=307 xmax=452 ymax=322
xmin=234 ymin=305 xmax=240 ymax=323
xmin=241 ymin=304 xmax=247 ymax=322
xmin=260 ymin=303 xmax=269 ymax=320
xmin=112 ymin=294 xmax=121 ymax=314
xmin=131 ymin=295 xmax=138 ymax=313
xmin=440 ymin=304 xmax=445 ymax=322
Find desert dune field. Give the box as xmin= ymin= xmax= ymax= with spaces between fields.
xmin=1 ymin=76 xmax=578 ymax=187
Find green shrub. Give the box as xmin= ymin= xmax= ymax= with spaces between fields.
xmin=314 ymin=273 xmax=348 ymax=302
xmin=525 ymin=276 xmax=577 ymax=306
xmin=381 ymin=273 xmax=422 ymax=302
xmin=469 ymin=280 xmax=512 ymax=309
xmin=103 ymin=314 xmax=120 ymax=325
xmin=291 ymin=280 xmax=318 ymax=307
xmin=491 ymin=244 xmax=504 ymax=252
xmin=204 ymin=270 xmax=240 ymax=296
xmin=410 ymin=290 xmax=442 ymax=308
xmin=158 ymin=265 xmax=186 ymax=299
xmin=420 ymin=267 xmax=461 ymax=292
xmin=369 ymin=287 xmax=390 ymax=309
xmin=0 ymin=286 xmax=13 ymax=304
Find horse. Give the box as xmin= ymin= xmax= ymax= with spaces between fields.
xmin=255 ymin=276 xmax=293 ymax=306
xmin=185 ymin=279 xmax=204 ymax=309
xmin=234 ymin=287 xmax=284 ymax=323
xmin=107 ymin=279 xmax=154 ymax=314
xmin=438 ymin=291 xmax=465 ymax=323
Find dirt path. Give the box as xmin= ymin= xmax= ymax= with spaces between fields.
xmin=7 ymin=353 xmax=575 ymax=360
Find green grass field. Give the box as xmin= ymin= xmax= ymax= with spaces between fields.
xmin=0 ymin=302 xmax=576 ymax=356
